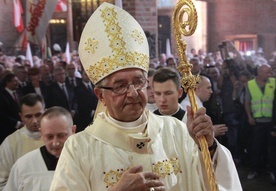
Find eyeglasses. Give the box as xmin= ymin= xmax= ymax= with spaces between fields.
xmin=99 ymin=78 xmax=148 ymax=95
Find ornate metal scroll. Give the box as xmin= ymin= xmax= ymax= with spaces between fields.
xmin=172 ymin=1 xmax=218 ymax=190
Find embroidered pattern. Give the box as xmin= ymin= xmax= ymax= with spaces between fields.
xmin=83 ymin=6 xmax=149 ymax=83
xmin=132 ymin=29 xmax=144 ymax=44
xmin=84 ymin=38 xmax=98 ymax=53
xmin=136 ymin=139 xmax=151 ymax=149
xmin=103 ymin=169 xmax=124 ymax=188
xmin=152 ymin=158 xmax=182 ymax=178
xmin=136 ymin=142 xmax=145 ymax=149
xmin=103 ymin=158 xmax=181 ymax=188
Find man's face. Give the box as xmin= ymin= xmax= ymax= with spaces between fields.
xmin=40 ymin=115 xmax=75 ymax=158
xmin=191 ymin=60 xmax=201 ymax=75
xmin=153 ymin=79 xmax=183 ymax=115
xmin=82 ymin=71 xmax=90 ymax=83
xmin=167 ymin=59 xmax=176 ymax=68
xmin=6 ymin=77 xmax=18 ymax=90
xmin=208 ymin=67 xmax=220 ymax=82
xmin=95 ymin=68 xmax=147 ymax=122
xmin=259 ymin=65 xmax=272 ymax=81
xmin=66 ymin=64 xmax=76 ymax=77
xmin=20 ymin=102 xmax=44 ymax=132
xmin=16 ymin=68 xmax=28 ymax=81
xmin=39 ymin=65 xmax=50 ymax=75
xmin=54 ymin=70 xmax=66 ymax=83
xmin=146 ymin=76 xmax=155 ymax=104
xmin=197 ymin=78 xmax=213 ymax=102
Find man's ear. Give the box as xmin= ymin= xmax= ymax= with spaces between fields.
xmin=72 ymin=125 xmax=77 ymax=134
xmin=178 ymin=88 xmax=183 ymax=98
xmin=195 ymin=85 xmax=200 ymax=93
xmin=94 ymin=88 xmax=106 ymax=106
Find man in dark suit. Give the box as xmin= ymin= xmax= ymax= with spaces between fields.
xmin=47 ymin=67 xmax=77 ymax=123
xmin=75 ymin=70 xmax=98 ymax=132
xmin=14 ymin=66 xmax=28 ymax=89
xmin=65 ymin=63 xmax=82 ymax=88
xmin=0 ymin=73 xmax=23 ymax=143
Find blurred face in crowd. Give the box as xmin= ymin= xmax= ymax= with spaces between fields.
xmin=6 ymin=76 xmax=18 ymax=90
xmin=257 ymin=64 xmax=271 ymax=82
xmin=45 ymin=60 xmax=54 ymax=74
xmin=196 ymin=76 xmax=213 ymax=103
xmin=190 ymin=59 xmax=201 ymax=75
xmin=167 ymin=58 xmax=177 ymax=69
xmin=54 ymin=68 xmax=66 ymax=83
xmin=20 ymin=101 xmax=45 ymax=132
xmin=16 ymin=67 xmax=28 ymax=82
xmin=146 ymin=76 xmax=155 ymax=104
xmin=66 ymin=63 xmax=76 ymax=78
xmin=81 ymin=70 xmax=90 ymax=83
xmin=153 ymin=79 xmax=183 ymax=115
xmin=208 ymin=67 xmax=220 ymax=82
xmin=40 ymin=115 xmax=76 ymax=158
xmin=94 ymin=68 xmax=148 ymax=122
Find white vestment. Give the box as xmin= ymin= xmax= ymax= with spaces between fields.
xmin=50 ymin=111 xmax=242 ymax=191
xmin=180 ymin=95 xmax=203 ymax=111
xmin=0 ymin=127 xmax=44 ymax=190
xmin=3 ymin=149 xmax=54 ymax=191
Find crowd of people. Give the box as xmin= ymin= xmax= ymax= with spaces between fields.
xmin=0 ymin=2 xmax=275 ymax=190
xmin=146 ymin=40 xmax=276 ymax=185
xmin=0 ymin=48 xmax=98 ymax=138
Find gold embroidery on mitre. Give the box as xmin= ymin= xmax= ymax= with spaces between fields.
xmin=84 ymin=38 xmax=98 ymax=53
xmin=83 ymin=6 xmax=149 ymax=83
xmin=132 ymin=29 xmax=144 ymax=44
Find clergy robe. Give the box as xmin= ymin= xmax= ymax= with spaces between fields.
xmin=50 ymin=110 xmax=242 ymax=191
xmin=0 ymin=127 xmax=44 ymax=190
xmin=3 ymin=148 xmax=55 ymax=191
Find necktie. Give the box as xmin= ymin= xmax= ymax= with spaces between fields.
xmin=71 ymin=79 xmax=75 ymax=87
xmin=61 ymin=85 xmax=69 ymax=100
xmin=13 ymin=91 xmax=19 ymax=103
xmin=87 ymin=84 xmax=93 ymax=94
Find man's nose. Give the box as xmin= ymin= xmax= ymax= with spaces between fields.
xmin=160 ymin=95 xmax=166 ymax=102
xmin=52 ymin=138 xmax=60 ymax=147
xmin=127 ymin=85 xmax=138 ymax=97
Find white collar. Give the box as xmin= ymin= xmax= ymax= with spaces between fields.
xmin=158 ymin=104 xmax=181 ymax=116
xmin=104 ymin=111 xmax=147 ymax=134
xmin=21 ymin=126 xmax=41 ymax=139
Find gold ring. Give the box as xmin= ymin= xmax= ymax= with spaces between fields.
xmin=150 ymin=187 xmax=155 ymax=191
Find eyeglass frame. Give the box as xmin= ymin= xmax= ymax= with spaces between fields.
xmin=99 ymin=78 xmax=149 ymax=95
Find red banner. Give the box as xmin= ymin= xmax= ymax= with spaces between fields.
xmin=13 ymin=0 xmax=24 ymax=32
xmin=26 ymin=0 xmax=58 ymax=45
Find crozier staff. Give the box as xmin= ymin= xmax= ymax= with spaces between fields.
xmin=50 ymin=3 xmax=242 ymax=191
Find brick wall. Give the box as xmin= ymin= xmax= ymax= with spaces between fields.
xmin=124 ymin=0 xmax=158 ymax=58
xmin=124 ymin=0 xmax=157 ymax=35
